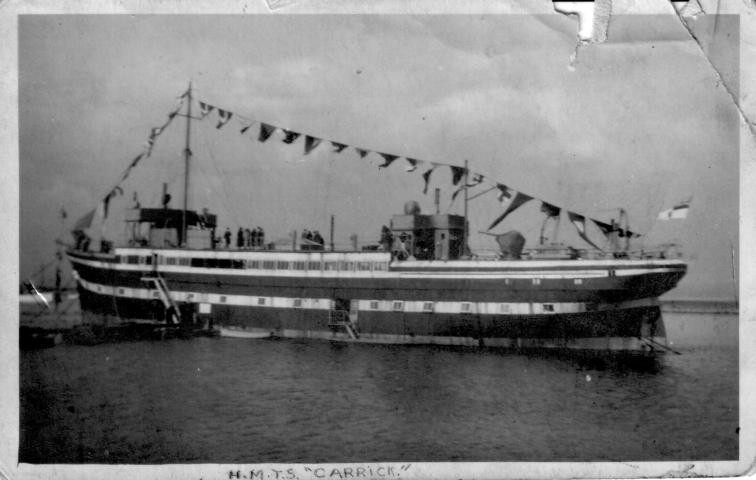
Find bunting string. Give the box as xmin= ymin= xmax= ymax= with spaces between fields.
xmin=84 ymin=95 xmax=185 ymax=224
xmin=188 ymin=97 xmax=642 ymax=248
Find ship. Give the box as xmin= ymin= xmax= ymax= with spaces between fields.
xmin=64 ymin=85 xmax=687 ymax=353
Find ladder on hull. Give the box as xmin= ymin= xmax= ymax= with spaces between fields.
xmin=141 ymin=275 xmax=181 ymax=324
xmin=328 ymin=309 xmax=359 ymax=340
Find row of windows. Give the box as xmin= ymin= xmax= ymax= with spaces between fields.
xmin=241 ymin=259 xmax=389 ymax=272
xmin=118 ymin=255 xmax=389 ymax=272
xmin=112 ymin=286 xmax=559 ymax=314
xmin=115 ymin=257 xmax=586 ymax=285
xmin=363 ymin=301 xmax=540 ymax=314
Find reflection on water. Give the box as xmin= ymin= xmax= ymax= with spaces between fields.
xmin=20 ymin=316 xmax=738 ymax=463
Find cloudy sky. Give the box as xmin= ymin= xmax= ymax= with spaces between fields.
xmin=18 ymin=14 xmax=738 ymax=299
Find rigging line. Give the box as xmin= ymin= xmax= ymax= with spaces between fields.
xmin=467 ymin=185 xmax=497 ymax=202
xmin=322 ymin=154 xmax=335 ymax=237
xmin=84 ymin=97 xmax=187 ymax=224
xmin=196 ymin=134 xmax=244 ymax=228
xmin=195 ymin=156 xmax=235 ymax=227
xmin=26 ymin=259 xmax=57 ymax=283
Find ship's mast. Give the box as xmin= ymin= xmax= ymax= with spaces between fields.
xmin=463 ymin=159 xmax=469 ymax=257
xmin=182 ymin=82 xmax=192 ymax=246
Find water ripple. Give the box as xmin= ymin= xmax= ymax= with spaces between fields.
xmin=20 ymin=332 xmax=738 ymax=463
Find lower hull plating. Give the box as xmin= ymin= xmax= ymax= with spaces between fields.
xmin=76 ymin=286 xmax=668 ymax=353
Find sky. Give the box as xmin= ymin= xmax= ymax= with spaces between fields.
xmin=18 ymin=14 xmax=739 ymax=299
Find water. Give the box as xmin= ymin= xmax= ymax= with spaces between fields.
xmin=19 ymin=314 xmax=738 ymax=463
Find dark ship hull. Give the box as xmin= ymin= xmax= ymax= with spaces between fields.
xmin=67 ymin=247 xmax=686 ymax=352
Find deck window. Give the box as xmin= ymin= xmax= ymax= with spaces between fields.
xmin=166 ymin=257 xmax=177 ymax=266
xmin=205 ymin=258 xmax=218 ymax=268
xmin=217 ymin=259 xmax=233 ymax=269
xmin=257 ymin=297 xmax=266 ymax=306
xmin=232 ymin=260 xmax=245 ymax=269
xmin=277 ymin=261 xmax=289 ymax=270
xmin=460 ymin=302 xmax=472 ymax=313
xmin=324 ymin=261 xmax=339 ymax=271
xmin=308 ymin=261 xmax=321 ymax=271
xmin=187 ymin=294 xmax=194 ymax=301
xmin=179 ymin=258 xmax=190 ymax=266
xmin=219 ymin=296 xmax=227 ymax=303
xmin=422 ymin=302 xmax=434 ymax=313
xmin=499 ymin=303 xmax=511 ymax=314
xmin=374 ymin=262 xmax=388 ymax=271
xmin=152 ymin=291 xmax=159 ymax=298
xmin=293 ymin=298 xmax=303 ymax=308
xmin=118 ymin=288 xmax=125 ymax=295
xmin=357 ymin=262 xmax=372 ymax=271
xmin=392 ymin=301 xmax=404 ymax=312
xmin=293 ymin=261 xmax=306 ymax=270
xmin=339 ymin=261 xmax=354 ymax=272
xmin=126 ymin=255 xmax=140 ymax=264
xmin=190 ymin=258 xmax=205 ymax=268
xmin=248 ymin=260 xmax=260 ymax=269
xmin=262 ymin=260 xmax=276 ymax=270
xmin=370 ymin=300 xmax=379 ymax=310
xmin=543 ymin=303 xmax=555 ymax=312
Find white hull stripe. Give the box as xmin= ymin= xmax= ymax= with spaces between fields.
xmin=68 ymin=255 xmax=680 ymax=281
xmin=111 ymin=247 xmax=684 ymax=268
xmin=76 ymin=277 xmax=659 ymax=316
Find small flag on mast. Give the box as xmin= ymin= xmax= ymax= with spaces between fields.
xmin=567 ymin=211 xmax=603 ymax=251
xmin=658 ymin=199 xmax=691 ymax=220
xmin=216 ymin=109 xmax=233 ymax=129
xmin=378 ymin=153 xmax=399 ymax=169
xmin=331 ymin=141 xmax=348 ymax=153
xmin=496 ymin=183 xmax=512 ymax=203
xmin=282 ymin=130 xmax=301 ymax=144
xmin=405 ymin=158 xmax=419 ymax=172
xmin=422 ymin=167 xmax=435 ymax=194
xmin=258 ymin=123 xmax=276 ymax=142
xmin=487 ymin=192 xmax=533 ymax=230
xmin=304 ymin=135 xmax=322 ymax=155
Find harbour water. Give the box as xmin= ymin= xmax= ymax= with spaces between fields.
xmin=19 ymin=312 xmax=738 ymax=463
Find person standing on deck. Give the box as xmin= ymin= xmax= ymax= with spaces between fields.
xmin=224 ymin=228 xmax=231 ymax=248
xmin=380 ymin=225 xmax=393 ymax=251
xmin=257 ymin=227 xmax=265 ymax=248
xmin=236 ymin=227 xmax=244 ymax=249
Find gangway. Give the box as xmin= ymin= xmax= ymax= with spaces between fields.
xmin=141 ymin=275 xmax=181 ymax=324
xmin=328 ymin=309 xmax=359 ymax=339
